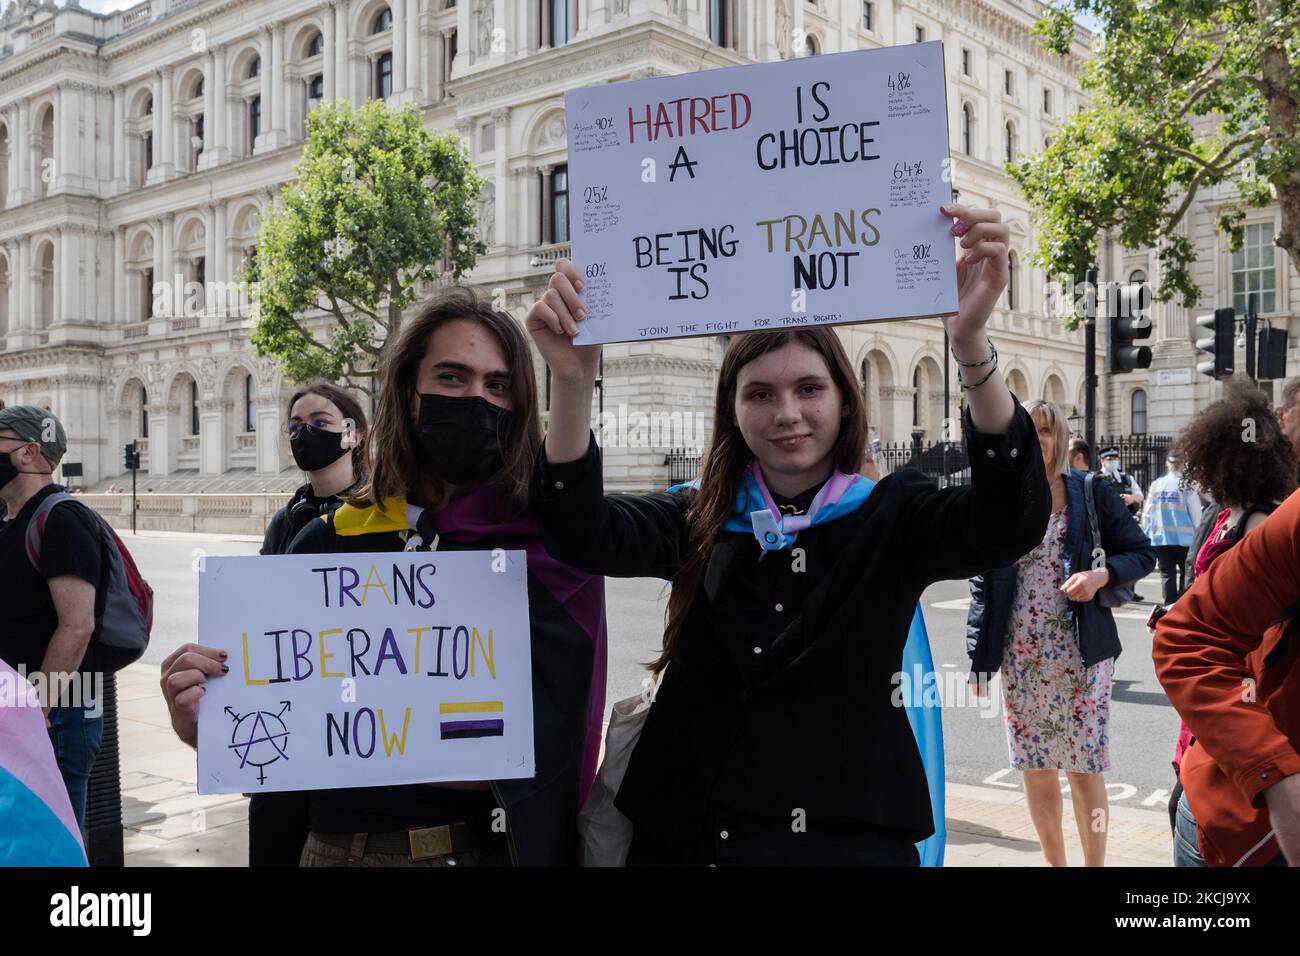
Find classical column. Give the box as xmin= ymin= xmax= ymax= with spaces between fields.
xmin=441 ymin=28 xmax=456 ymax=86
xmin=55 ymin=83 xmax=78 ymax=192
xmin=392 ymin=0 xmax=408 ymax=98
xmin=15 ymin=236 xmax=29 ymax=332
xmin=540 ymin=162 xmax=554 ymax=245
xmin=255 ymin=395 xmax=285 ymax=474
xmin=492 ymin=107 xmax=509 ymax=248
xmin=335 ymin=0 xmax=351 ymax=103
xmin=203 ymin=204 xmax=217 ymax=317
xmin=82 ymin=227 xmax=97 ymax=325
xmin=112 ymin=227 xmax=126 ymax=324
xmin=322 ymin=4 xmax=337 ymax=102
xmin=159 ymin=214 xmax=175 ymax=318
xmin=159 ymin=67 xmax=175 ymax=175
xmin=213 ymin=199 xmax=228 ymax=317
xmin=198 ymin=398 xmax=228 ymax=475
xmin=209 ymin=45 xmax=229 ymax=165
xmin=4 ymin=241 xmax=17 ymax=333
xmin=405 ymin=0 xmax=421 ymax=93
xmin=112 ymin=86 xmax=127 ymax=189
xmin=257 ymin=27 xmax=273 ymax=151
xmin=270 ymin=22 xmax=287 ymax=140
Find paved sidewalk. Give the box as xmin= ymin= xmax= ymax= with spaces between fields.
xmin=117 ymin=662 xmax=1172 ymax=867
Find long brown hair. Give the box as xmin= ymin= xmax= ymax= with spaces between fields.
xmin=653 ymin=328 xmax=867 ymax=673
xmin=359 ymin=285 xmax=542 ymax=515
xmin=287 ymin=380 xmax=369 ymax=480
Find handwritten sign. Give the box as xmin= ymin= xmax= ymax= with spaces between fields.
xmin=195 ymin=551 xmax=534 ymax=794
xmin=563 ymin=42 xmax=957 ymax=344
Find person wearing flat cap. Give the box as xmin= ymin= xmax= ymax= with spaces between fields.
xmin=0 ymin=405 xmax=105 ymax=836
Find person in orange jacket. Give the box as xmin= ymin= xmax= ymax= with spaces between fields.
xmin=1153 ymin=488 xmax=1300 ymax=866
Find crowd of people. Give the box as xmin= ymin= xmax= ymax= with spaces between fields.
xmin=3 ymin=199 xmax=1298 ymax=868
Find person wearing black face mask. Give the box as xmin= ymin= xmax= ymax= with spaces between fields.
xmin=157 ymin=383 xmax=368 ymax=868
xmin=160 ymin=289 xmax=607 ymax=868
xmin=259 ymin=385 xmax=369 ymax=558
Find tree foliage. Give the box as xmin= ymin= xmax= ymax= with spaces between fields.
xmin=249 ymin=100 xmax=486 ymax=387
xmin=1011 ymin=0 xmax=1293 ymax=325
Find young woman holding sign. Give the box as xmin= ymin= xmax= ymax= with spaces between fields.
xmin=161 ymin=287 xmax=606 ymax=867
xmin=528 ymin=203 xmax=1050 ymax=865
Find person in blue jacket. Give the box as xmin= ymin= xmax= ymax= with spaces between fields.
xmin=966 ymin=399 xmax=1156 ymax=866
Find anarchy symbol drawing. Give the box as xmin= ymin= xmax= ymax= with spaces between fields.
xmin=225 ymin=701 xmax=291 ymax=784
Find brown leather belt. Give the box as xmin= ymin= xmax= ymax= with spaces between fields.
xmin=313 ymin=823 xmax=483 ymax=862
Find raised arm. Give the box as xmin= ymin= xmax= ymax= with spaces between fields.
xmin=526 ymin=259 xmax=687 ymax=579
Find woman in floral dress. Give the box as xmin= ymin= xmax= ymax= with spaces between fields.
xmin=966 ymin=400 xmax=1156 ymax=866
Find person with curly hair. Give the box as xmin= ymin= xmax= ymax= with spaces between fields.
xmin=1156 ymin=375 xmax=1297 ymax=856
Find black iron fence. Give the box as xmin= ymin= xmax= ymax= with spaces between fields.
xmin=666 ymin=434 xmax=1175 ymax=492
xmin=876 ymin=434 xmax=1174 ymax=490
xmin=665 ymin=448 xmax=703 ymax=486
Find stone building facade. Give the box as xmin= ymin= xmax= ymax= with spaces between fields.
xmin=0 ymin=0 xmax=1094 ymax=493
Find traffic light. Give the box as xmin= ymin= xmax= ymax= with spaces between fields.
xmin=1105 ymin=282 xmax=1153 ymax=373
xmin=1257 ymin=326 xmax=1289 ymax=381
xmin=124 ymin=442 xmax=140 ymax=471
xmin=1195 ymin=307 xmax=1235 ymax=379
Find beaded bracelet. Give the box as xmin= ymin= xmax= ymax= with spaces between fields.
xmin=950 ymin=338 xmax=997 ymax=368
xmin=958 ymin=361 xmax=1000 ymax=391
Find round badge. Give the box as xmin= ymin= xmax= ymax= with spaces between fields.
xmin=764 ymin=531 xmax=778 ymax=543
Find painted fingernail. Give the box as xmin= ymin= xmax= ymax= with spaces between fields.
xmin=953 ymin=221 xmax=970 ymax=236
xmin=220 ymin=664 xmax=229 ymax=673
xmin=218 ymin=650 xmax=228 ymax=659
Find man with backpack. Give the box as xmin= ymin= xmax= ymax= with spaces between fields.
xmin=0 ymin=406 xmax=107 ymax=834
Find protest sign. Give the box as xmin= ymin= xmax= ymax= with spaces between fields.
xmin=195 ymin=550 xmax=534 ymax=794
xmin=563 ymin=41 xmax=957 ymax=344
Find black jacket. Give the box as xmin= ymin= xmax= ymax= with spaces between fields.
xmin=260 ymin=483 xmax=347 ymax=557
xmin=282 ymin=507 xmax=596 ymax=867
xmin=965 ymin=468 xmax=1157 ymax=674
xmin=533 ymin=404 xmax=1050 ymax=863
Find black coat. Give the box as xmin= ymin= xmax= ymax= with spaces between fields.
xmin=533 ymin=404 xmax=1050 ymax=864
xmin=965 ymin=468 xmax=1157 ymax=675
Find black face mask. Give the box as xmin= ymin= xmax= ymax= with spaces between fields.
xmin=0 ymin=453 xmax=18 ymax=493
xmin=289 ymin=424 xmax=350 ymax=473
xmin=417 ymin=393 xmax=512 ymax=487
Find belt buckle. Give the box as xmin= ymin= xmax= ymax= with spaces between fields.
xmin=408 ymin=825 xmax=454 ymax=862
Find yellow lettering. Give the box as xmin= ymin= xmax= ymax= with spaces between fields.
xmin=378 ymin=707 xmax=411 ymax=757
xmin=404 ymin=626 xmax=428 ymax=672
xmin=241 ymin=632 xmax=268 ymax=686
xmin=359 ymin=563 xmax=393 ymax=606
xmin=470 ymin=627 xmax=496 ymax=679
xmin=319 ymin=627 xmax=345 ymax=678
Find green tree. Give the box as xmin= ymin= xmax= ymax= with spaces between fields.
xmin=1011 ymin=0 xmax=1293 ymax=325
xmin=248 ymin=100 xmax=486 ymax=387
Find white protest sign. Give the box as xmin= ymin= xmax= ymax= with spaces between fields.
xmin=196 ymin=550 xmax=534 ymax=794
xmin=563 ymin=42 xmax=957 ymax=345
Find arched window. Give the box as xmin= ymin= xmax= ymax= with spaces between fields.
xmin=1129 ymin=268 xmax=1147 ymax=286
xmin=803 ymin=34 xmax=818 ymax=57
xmin=372 ymin=7 xmax=393 ymax=34
xmin=1007 ymin=251 xmax=1018 ymax=310
xmin=961 ymin=104 xmax=973 ymax=156
xmin=193 ymin=76 xmax=205 ymax=99
xmin=244 ymin=374 xmax=257 ymax=433
xmin=247 ymin=55 xmax=261 ymax=79
xmin=374 ymin=52 xmax=394 ymax=100
xmin=307 ymin=32 xmax=324 ymax=58
xmin=248 ymin=96 xmax=262 ymax=149
xmin=1131 ymin=389 xmax=1147 ymax=435
xmin=190 ymin=379 xmax=201 ymax=436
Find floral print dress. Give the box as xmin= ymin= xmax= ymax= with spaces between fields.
xmin=1000 ymin=508 xmax=1114 ymax=773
